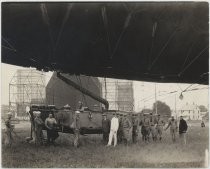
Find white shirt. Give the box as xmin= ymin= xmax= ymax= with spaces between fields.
xmin=110 ymin=117 xmax=119 ymax=131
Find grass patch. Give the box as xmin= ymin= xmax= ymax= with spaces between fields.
xmin=2 ymin=121 xmax=209 ymax=168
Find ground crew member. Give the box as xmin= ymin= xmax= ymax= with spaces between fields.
xmin=179 ymin=116 xmax=188 ymax=145
xmin=77 ymin=101 xmax=83 ymax=111
xmin=45 ymin=113 xmax=59 ymax=145
xmin=140 ymin=114 xmax=150 ymax=142
xmin=34 ymin=111 xmax=44 ymax=145
xmin=4 ymin=112 xmax=14 ymax=147
xmin=132 ymin=114 xmax=139 ymax=143
xmin=165 ymin=116 xmax=178 ymax=142
xmin=107 ymin=113 xmax=119 ymax=147
xmin=102 ymin=114 xmax=110 ymax=143
xmin=149 ymin=113 xmax=157 ymax=141
xmin=122 ymin=114 xmax=132 ymax=145
xmin=72 ymin=111 xmax=81 ymax=147
xmin=155 ymin=114 xmax=165 ymax=141
xmin=117 ymin=114 xmax=123 ymax=143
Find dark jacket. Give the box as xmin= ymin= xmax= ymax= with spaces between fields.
xmin=102 ymin=119 xmax=110 ymax=133
xmin=179 ymin=119 xmax=188 ymax=134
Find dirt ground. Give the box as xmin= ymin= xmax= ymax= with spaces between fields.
xmin=1 ymin=121 xmax=209 ymax=168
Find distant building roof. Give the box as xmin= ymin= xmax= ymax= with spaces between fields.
xmin=180 ymin=103 xmax=199 ymax=111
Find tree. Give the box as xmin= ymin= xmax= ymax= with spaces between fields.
xmin=199 ymin=105 xmax=208 ymax=112
xmin=152 ymin=100 xmax=171 ymax=116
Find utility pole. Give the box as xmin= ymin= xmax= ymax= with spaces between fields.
xmin=104 ymin=77 xmax=107 ymax=100
xmin=155 ymin=83 xmax=157 ymax=115
xmin=175 ymin=94 xmax=177 ymax=118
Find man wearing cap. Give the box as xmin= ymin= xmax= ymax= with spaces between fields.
xmin=4 ymin=112 xmax=14 ymax=147
xmin=140 ymin=114 xmax=151 ymax=142
xmin=155 ymin=114 xmax=165 ymax=141
xmin=45 ymin=113 xmax=59 ymax=145
xmin=132 ymin=114 xmax=139 ymax=143
xmin=72 ymin=111 xmax=81 ymax=147
xmin=102 ymin=114 xmax=110 ymax=143
xmin=122 ymin=114 xmax=132 ymax=145
xmin=107 ymin=113 xmax=119 ymax=147
xmin=179 ymin=116 xmax=188 ymax=145
xmin=34 ymin=111 xmax=44 ymax=145
xmin=165 ymin=116 xmax=178 ymax=142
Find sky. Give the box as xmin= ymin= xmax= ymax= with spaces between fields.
xmin=1 ymin=63 xmax=209 ymax=112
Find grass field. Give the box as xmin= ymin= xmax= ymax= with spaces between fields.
xmin=2 ymin=121 xmax=209 ymax=168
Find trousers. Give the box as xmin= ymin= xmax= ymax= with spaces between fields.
xmin=108 ymin=130 xmax=117 ymax=146
xmin=179 ymin=132 xmax=187 ymax=145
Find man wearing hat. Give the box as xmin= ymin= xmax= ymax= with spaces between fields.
xmin=45 ymin=113 xmax=59 ymax=145
xmin=107 ymin=113 xmax=119 ymax=147
xmin=132 ymin=114 xmax=139 ymax=143
xmin=4 ymin=112 xmax=14 ymax=147
xmin=165 ymin=116 xmax=178 ymax=142
xmin=102 ymin=113 xmax=110 ymax=143
xmin=122 ymin=114 xmax=132 ymax=145
xmin=34 ymin=111 xmax=44 ymax=145
xmin=155 ymin=114 xmax=165 ymax=141
xmin=72 ymin=111 xmax=81 ymax=147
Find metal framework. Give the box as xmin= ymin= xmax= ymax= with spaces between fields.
xmin=9 ymin=69 xmax=46 ymax=117
xmin=101 ymin=78 xmax=134 ymax=111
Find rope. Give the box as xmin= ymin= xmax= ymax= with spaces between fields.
xmin=40 ymin=3 xmax=55 ymax=62
xmin=2 ymin=37 xmax=17 ymax=52
xmin=149 ymin=28 xmax=178 ymax=70
xmin=110 ymin=11 xmax=134 ymax=59
xmin=101 ymin=6 xmax=112 ymax=57
xmin=75 ymin=75 xmax=88 ymax=107
xmin=179 ymin=46 xmax=208 ymax=76
xmin=180 ymin=42 xmax=195 ymax=72
xmin=2 ymin=45 xmax=17 ymax=52
xmin=54 ymin=4 xmax=73 ymax=51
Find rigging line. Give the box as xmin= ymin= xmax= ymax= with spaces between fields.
xmin=2 ymin=45 xmax=17 ymax=52
xmin=187 ymin=84 xmax=203 ymax=91
xmin=123 ymin=2 xmax=129 ymax=12
xmin=101 ymin=6 xmax=112 ymax=57
xmin=182 ymin=83 xmax=195 ymax=93
xmin=2 ymin=40 xmax=47 ymax=70
xmin=40 ymin=4 xmax=55 ymax=55
xmin=179 ymin=46 xmax=209 ymax=76
xmin=79 ymin=76 xmax=88 ymax=107
xmin=143 ymin=90 xmax=177 ymax=102
xmin=180 ymin=75 xmax=208 ymax=94
xmin=148 ymin=21 xmax=158 ymax=69
xmin=177 ymin=84 xmax=183 ymax=92
xmin=76 ymin=75 xmax=87 ymax=107
xmin=159 ymin=93 xmax=175 ymax=101
xmin=104 ymin=77 xmax=107 ymax=100
xmin=2 ymin=37 xmax=17 ymax=51
xmin=185 ymin=87 xmax=209 ymax=92
xmin=110 ymin=11 xmax=133 ymax=59
xmin=149 ymin=27 xmax=178 ymax=70
xmin=54 ymin=4 xmax=73 ymax=51
xmin=156 ymin=6 xmax=167 ymax=21
xmin=180 ymin=42 xmax=195 ymax=72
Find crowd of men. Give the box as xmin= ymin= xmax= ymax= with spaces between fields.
xmin=103 ymin=112 xmax=189 ymax=147
xmin=4 ymin=106 xmax=189 ymax=148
